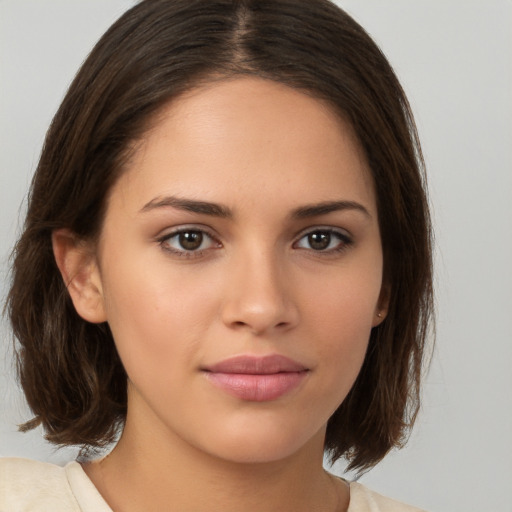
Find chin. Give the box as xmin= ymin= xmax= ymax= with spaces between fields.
xmin=195 ymin=419 xmax=326 ymax=465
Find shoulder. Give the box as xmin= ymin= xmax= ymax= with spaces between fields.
xmin=349 ymin=481 xmax=427 ymax=512
xmin=0 ymin=457 xmax=81 ymax=511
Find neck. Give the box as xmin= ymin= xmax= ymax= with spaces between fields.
xmin=84 ymin=417 xmax=348 ymax=512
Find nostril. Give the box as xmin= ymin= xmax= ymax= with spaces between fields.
xmin=228 ymin=319 xmax=291 ymax=333
xmin=221 ymin=287 xmax=299 ymax=334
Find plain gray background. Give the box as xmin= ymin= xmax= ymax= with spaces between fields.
xmin=1 ymin=1 xmax=511 ymax=511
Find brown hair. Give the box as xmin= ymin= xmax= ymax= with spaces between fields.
xmin=7 ymin=0 xmax=433 ymax=473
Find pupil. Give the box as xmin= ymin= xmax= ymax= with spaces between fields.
xmin=179 ymin=231 xmax=203 ymax=250
xmin=309 ymin=232 xmax=330 ymax=250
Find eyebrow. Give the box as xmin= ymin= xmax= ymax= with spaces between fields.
xmin=140 ymin=196 xmax=370 ymax=220
xmin=140 ymin=196 xmax=233 ymax=218
xmin=291 ymin=200 xmax=371 ymax=219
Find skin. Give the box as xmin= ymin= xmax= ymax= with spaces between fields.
xmin=54 ymin=77 xmax=387 ymax=512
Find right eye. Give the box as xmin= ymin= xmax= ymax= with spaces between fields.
xmin=158 ymin=228 xmax=221 ymax=257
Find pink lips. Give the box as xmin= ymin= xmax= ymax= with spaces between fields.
xmin=202 ymin=355 xmax=309 ymax=402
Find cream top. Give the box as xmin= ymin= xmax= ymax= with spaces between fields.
xmin=0 ymin=457 xmax=425 ymax=511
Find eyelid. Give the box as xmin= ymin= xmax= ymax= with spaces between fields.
xmin=156 ymin=223 xmax=218 ymax=240
xmin=292 ymin=225 xmax=354 ymax=251
xmin=294 ymin=225 xmax=352 ymax=241
xmin=156 ymin=224 xmax=222 ymax=257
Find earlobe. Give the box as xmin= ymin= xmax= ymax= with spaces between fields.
xmin=372 ymin=282 xmax=390 ymax=327
xmin=52 ymin=229 xmax=107 ymax=324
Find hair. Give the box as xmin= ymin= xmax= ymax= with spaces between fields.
xmin=7 ymin=0 xmax=433 ymax=473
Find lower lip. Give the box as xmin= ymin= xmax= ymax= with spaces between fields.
xmin=204 ymin=371 xmax=308 ymax=401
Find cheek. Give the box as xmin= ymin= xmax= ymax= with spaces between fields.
xmin=311 ymin=261 xmax=382 ymax=329
xmin=99 ymin=262 xmax=219 ymax=383
xmin=316 ymin=307 xmax=372 ymax=383
xmin=307 ymin=269 xmax=382 ymax=387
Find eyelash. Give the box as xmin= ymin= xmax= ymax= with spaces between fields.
xmin=293 ymin=228 xmax=353 ymax=254
xmin=157 ymin=226 xmax=221 ymax=259
xmin=157 ymin=226 xmax=353 ymax=259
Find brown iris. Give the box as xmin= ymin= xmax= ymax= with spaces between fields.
xmin=308 ymin=231 xmax=331 ymax=250
xmin=179 ymin=231 xmax=203 ymax=250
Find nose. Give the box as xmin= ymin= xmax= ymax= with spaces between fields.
xmin=221 ymin=250 xmax=299 ymax=335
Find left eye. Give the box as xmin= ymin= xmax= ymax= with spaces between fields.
xmin=295 ymin=229 xmax=351 ymax=251
xmin=160 ymin=229 xmax=218 ymax=253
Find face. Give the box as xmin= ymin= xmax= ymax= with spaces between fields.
xmin=80 ymin=77 xmax=386 ymax=463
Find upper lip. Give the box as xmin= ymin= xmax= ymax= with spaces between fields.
xmin=203 ymin=354 xmax=308 ymax=374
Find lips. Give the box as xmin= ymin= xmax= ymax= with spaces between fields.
xmin=202 ymin=355 xmax=309 ymax=402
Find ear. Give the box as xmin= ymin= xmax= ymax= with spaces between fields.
xmin=372 ymin=281 xmax=390 ymax=327
xmin=52 ymin=229 xmax=107 ymax=323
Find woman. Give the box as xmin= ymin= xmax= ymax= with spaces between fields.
xmin=1 ymin=1 xmax=433 ymax=510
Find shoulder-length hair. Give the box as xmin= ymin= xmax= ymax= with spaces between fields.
xmin=7 ymin=0 xmax=433 ymax=473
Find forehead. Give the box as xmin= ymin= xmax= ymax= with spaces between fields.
xmin=110 ymin=77 xmax=376 ymax=216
